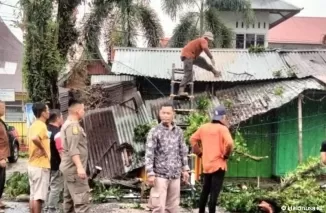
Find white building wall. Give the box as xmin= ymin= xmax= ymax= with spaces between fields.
xmin=219 ymin=11 xmax=270 ymax=48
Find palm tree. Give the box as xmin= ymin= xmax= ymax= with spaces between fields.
xmin=166 ymin=0 xmax=254 ymax=48
xmin=103 ymin=0 xmax=163 ymax=49
xmin=84 ymin=0 xmax=163 ymax=60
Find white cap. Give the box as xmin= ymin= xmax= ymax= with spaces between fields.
xmin=203 ymin=31 xmax=214 ymax=41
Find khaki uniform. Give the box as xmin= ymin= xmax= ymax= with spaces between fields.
xmin=60 ymin=120 xmax=90 ymax=213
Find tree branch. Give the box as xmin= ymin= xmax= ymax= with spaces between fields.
xmin=235 ymin=150 xmax=269 ymax=161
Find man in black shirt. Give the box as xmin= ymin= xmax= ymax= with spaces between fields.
xmin=320 ymin=140 xmax=326 ymax=165
xmin=45 ymin=110 xmax=63 ymax=213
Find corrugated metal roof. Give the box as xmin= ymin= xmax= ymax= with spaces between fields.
xmin=109 ymin=91 xmax=151 ymax=172
xmin=83 ymin=108 xmax=125 ymax=179
xmin=146 ymin=78 xmax=325 ymax=125
xmin=91 ymin=75 xmax=135 ymax=85
xmin=251 ymin=0 xmax=300 ymax=11
xmin=112 ymin=48 xmax=290 ymax=82
xmin=281 ymin=51 xmax=326 ymax=78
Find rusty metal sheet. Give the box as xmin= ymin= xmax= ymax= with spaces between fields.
xmin=281 ymin=51 xmax=326 ymax=78
xmin=84 ymin=91 xmax=151 ymax=179
xmin=83 ymin=108 xmax=125 ymax=179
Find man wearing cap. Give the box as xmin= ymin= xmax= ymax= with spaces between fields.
xmin=190 ymin=105 xmax=234 ymax=213
xmin=178 ymin=32 xmax=221 ymax=96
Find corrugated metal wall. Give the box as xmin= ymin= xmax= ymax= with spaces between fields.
xmin=226 ymin=115 xmax=274 ymax=178
xmin=274 ymin=93 xmax=326 ymax=176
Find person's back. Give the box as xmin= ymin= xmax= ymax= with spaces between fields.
xmin=181 ymin=37 xmax=208 ymax=59
xmin=190 ymin=105 xmax=234 ymax=213
xmin=28 ymin=119 xmax=51 ymax=168
xmin=196 ymin=122 xmax=230 ymax=173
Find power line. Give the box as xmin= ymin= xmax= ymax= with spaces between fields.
xmin=0 ymin=1 xmax=19 ymax=9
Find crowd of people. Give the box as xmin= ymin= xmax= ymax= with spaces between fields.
xmin=22 ymin=99 xmax=89 ymax=213
xmin=0 ymin=31 xmax=324 ymax=213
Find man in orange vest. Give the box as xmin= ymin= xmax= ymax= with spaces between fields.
xmin=190 ymin=105 xmax=234 ymax=213
xmin=179 ymin=32 xmax=221 ymax=95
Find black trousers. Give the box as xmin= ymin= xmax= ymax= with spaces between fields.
xmin=0 ymin=167 xmax=5 ymax=199
xmin=198 ymin=169 xmax=225 ymax=213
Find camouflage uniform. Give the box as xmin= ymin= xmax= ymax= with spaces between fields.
xmin=60 ymin=120 xmax=90 ymax=213
xmin=145 ymin=123 xmax=189 ymax=213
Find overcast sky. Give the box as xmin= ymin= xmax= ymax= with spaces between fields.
xmin=1 ymin=0 xmax=326 ymax=42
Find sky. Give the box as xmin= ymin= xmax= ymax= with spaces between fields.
xmin=1 ymin=0 xmax=326 ymax=43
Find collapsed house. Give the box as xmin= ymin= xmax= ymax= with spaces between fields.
xmin=59 ymin=48 xmax=326 ymax=180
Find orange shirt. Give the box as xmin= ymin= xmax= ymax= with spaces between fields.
xmin=181 ymin=38 xmax=208 ymax=59
xmin=190 ymin=123 xmax=234 ymax=173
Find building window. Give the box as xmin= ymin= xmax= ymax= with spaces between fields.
xmin=245 ymin=34 xmax=255 ymax=49
xmin=236 ymin=21 xmax=238 ymax=28
xmin=5 ymin=100 xmax=24 ymax=121
xmin=252 ymin=23 xmax=255 ymax=28
xmin=241 ymin=22 xmax=244 ymax=28
xmin=236 ymin=34 xmax=245 ymax=49
xmin=236 ymin=34 xmax=265 ymax=49
xmin=258 ymin=22 xmax=261 ymax=28
xmin=257 ymin=35 xmax=265 ymax=46
xmin=264 ymin=22 xmax=266 ymax=28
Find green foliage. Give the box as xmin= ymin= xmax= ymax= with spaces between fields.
xmin=248 ymin=45 xmax=265 ymax=53
xmin=272 ymin=70 xmax=283 ymax=78
xmin=84 ymin=0 xmax=115 ymax=59
xmin=280 ymin=157 xmax=322 ymax=190
xmin=86 ymin=0 xmax=163 ymax=59
xmin=169 ymin=0 xmax=254 ymax=48
xmin=92 ymin=181 xmax=125 ymax=203
xmin=223 ymin=98 xmax=233 ymax=108
xmin=5 ymin=172 xmax=29 ymax=197
xmin=133 ymin=120 xmax=157 ymax=143
xmin=274 ymin=86 xmax=284 ymax=96
xmin=184 ymin=112 xmax=210 ymax=143
xmin=20 ymin=0 xmax=63 ymax=108
xmin=57 ymin=0 xmax=82 ymax=58
xmin=196 ymin=95 xmax=211 ymax=112
xmin=230 ymin=131 xmax=249 ymax=161
xmin=19 ymin=152 xmax=29 ymax=158
xmin=134 ymin=124 xmax=152 ymax=143
xmin=218 ymin=157 xmax=326 ymax=212
xmin=219 ymin=190 xmax=261 ymax=212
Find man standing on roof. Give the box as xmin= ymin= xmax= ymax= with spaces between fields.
xmin=178 ymin=32 xmax=221 ymax=96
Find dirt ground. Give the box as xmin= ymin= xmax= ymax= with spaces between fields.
xmin=5 ymin=159 xmax=228 ymax=213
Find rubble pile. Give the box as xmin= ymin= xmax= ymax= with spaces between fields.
xmin=68 ymin=83 xmax=121 ymax=110
xmin=83 ymin=84 xmax=115 ymax=110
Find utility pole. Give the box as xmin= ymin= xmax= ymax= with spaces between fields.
xmin=298 ymin=94 xmax=303 ymax=164
xmin=199 ymin=0 xmax=204 ymax=35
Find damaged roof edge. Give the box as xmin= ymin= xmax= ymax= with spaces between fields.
xmin=146 ymin=78 xmax=326 ymax=126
